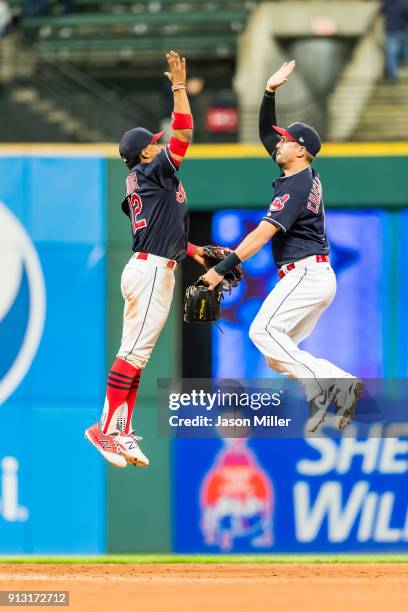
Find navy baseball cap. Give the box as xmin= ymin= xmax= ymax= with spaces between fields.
xmin=119 ymin=127 xmax=166 ymax=161
xmin=272 ymin=122 xmax=321 ymax=157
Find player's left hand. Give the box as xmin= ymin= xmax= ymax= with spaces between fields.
xmin=200 ymin=268 xmax=224 ymax=291
xmin=164 ymin=50 xmax=186 ymax=85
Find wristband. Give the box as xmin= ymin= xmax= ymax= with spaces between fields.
xmin=172 ymin=84 xmax=186 ymax=92
xmin=186 ymin=242 xmax=197 ymax=258
xmin=214 ymin=252 xmax=241 ymax=276
xmin=168 ymin=137 xmax=189 ymax=158
xmin=171 ymin=112 xmax=194 ymax=130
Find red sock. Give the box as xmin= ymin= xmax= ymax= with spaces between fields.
xmin=125 ymin=371 xmax=141 ymax=434
xmin=102 ymin=358 xmax=139 ymax=434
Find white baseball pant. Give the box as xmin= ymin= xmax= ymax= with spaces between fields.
xmin=249 ymin=255 xmax=352 ymax=401
xmin=117 ymin=253 xmax=176 ymax=369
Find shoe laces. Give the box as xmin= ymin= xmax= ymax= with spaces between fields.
xmin=122 ymin=431 xmax=143 ymax=443
xmin=336 ymin=390 xmax=346 ymax=405
xmin=129 ymin=431 xmax=143 ymax=442
xmin=314 ymin=385 xmax=335 ymax=410
xmin=110 ymin=432 xmax=123 ymax=454
xmin=334 ymin=381 xmax=354 ymax=406
xmin=313 ymin=395 xmax=327 ymax=410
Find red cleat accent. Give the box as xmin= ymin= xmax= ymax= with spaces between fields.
xmin=85 ymin=423 xmax=127 ymax=468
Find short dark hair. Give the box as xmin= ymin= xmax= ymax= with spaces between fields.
xmin=305 ymin=151 xmax=315 ymax=164
xmin=124 ymin=153 xmax=141 ymax=169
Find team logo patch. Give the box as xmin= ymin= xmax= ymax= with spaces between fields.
xmin=126 ymin=172 xmax=139 ymax=196
xmin=176 ymin=181 xmax=186 ymax=204
xmin=269 ymin=194 xmax=290 ymax=212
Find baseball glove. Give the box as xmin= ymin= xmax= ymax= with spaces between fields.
xmin=202 ymin=245 xmax=243 ymax=288
xmin=184 ymin=280 xmax=222 ymax=323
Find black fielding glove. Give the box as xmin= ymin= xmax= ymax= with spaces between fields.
xmin=184 ymin=281 xmax=222 ymax=323
xmin=202 ymin=245 xmax=243 ymax=289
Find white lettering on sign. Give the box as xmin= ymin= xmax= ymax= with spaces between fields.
xmin=379 ymin=438 xmax=408 ymax=473
xmin=297 ymin=425 xmax=407 ymax=475
xmin=374 ymin=493 xmax=403 ymax=542
xmin=294 ymin=427 xmax=408 ymax=544
xmin=294 ymin=481 xmax=408 ymax=543
xmin=0 ymin=457 xmax=29 ymax=522
xmin=294 ymin=481 xmax=369 ymax=542
xmin=357 ymin=492 xmax=377 ymax=542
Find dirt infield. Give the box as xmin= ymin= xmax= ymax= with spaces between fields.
xmin=1 ymin=563 xmax=407 ymax=611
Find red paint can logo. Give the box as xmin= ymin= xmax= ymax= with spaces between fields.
xmin=200 ymin=440 xmax=274 ymax=551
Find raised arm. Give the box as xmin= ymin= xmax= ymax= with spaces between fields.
xmin=259 ymin=61 xmax=296 ymax=158
xmin=259 ymin=92 xmax=279 ymax=158
xmin=164 ymin=50 xmax=193 ymax=164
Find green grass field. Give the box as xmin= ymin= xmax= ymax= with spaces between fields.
xmin=0 ymin=555 xmax=407 ymax=564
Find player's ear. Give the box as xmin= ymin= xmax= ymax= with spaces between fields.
xmin=140 ymin=146 xmax=150 ymax=160
xmin=305 ymin=151 xmax=314 ymax=164
xmin=297 ymin=145 xmax=307 ymax=159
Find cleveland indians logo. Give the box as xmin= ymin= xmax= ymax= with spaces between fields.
xmin=270 ymin=194 xmax=290 ymax=212
xmin=0 ymin=202 xmax=46 ymax=405
xmin=176 ymin=181 xmax=186 ymax=204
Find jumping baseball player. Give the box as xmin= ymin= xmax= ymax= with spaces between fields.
xmin=85 ymin=51 xmax=202 ymax=468
xmin=201 ymin=61 xmax=363 ymax=432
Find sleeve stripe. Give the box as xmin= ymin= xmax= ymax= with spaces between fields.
xmin=165 ymin=147 xmax=177 ymax=172
xmin=262 ymin=217 xmax=287 ymax=233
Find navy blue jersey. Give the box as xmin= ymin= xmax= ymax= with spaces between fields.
xmin=121 ymin=147 xmax=189 ymax=262
xmin=262 ymin=166 xmax=329 ymax=268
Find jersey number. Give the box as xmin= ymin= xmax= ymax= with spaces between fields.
xmin=129 ymin=193 xmax=147 ymax=233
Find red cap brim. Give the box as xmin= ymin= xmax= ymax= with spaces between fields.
xmin=151 ymin=130 xmax=166 ymax=144
xmin=272 ymin=125 xmax=296 ymax=142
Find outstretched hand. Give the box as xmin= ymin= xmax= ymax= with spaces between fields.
xmin=266 ymin=60 xmax=296 ymax=93
xmin=164 ymin=50 xmax=186 ymax=85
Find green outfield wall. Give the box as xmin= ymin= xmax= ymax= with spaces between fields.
xmin=181 ymin=156 xmax=408 ymax=209
xmin=104 ymin=146 xmax=408 ymax=214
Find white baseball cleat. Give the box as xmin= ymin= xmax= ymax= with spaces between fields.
xmin=334 ymin=379 xmax=364 ymax=430
xmin=306 ymin=386 xmax=335 ymax=433
xmin=116 ymin=432 xmax=150 ymax=467
xmin=85 ymin=422 xmax=127 ymax=468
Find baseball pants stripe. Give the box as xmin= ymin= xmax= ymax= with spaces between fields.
xmin=117 ymin=254 xmax=175 ymax=370
xmin=249 ymin=257 xmax=351 ymax=401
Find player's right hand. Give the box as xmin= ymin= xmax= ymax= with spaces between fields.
xmin=266 ymin=60 xmax=296 ymax=93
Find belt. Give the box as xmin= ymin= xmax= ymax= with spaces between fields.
xmin=135 ymin=252 xmax=176 ymax=270
xmin=278 ymin=255 xmax=329 ymax=279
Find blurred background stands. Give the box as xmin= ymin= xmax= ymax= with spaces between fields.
xmin=0 ymin=0 xmax=407 ymax=143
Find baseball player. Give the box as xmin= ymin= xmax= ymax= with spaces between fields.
xmin=85 ymin=51 xmax=203 ymax=468
xmin=201 ymin=61 xmax=363 ymax=432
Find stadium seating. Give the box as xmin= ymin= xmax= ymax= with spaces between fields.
xmin=21 ymin=1 xmax=263 ymax=63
